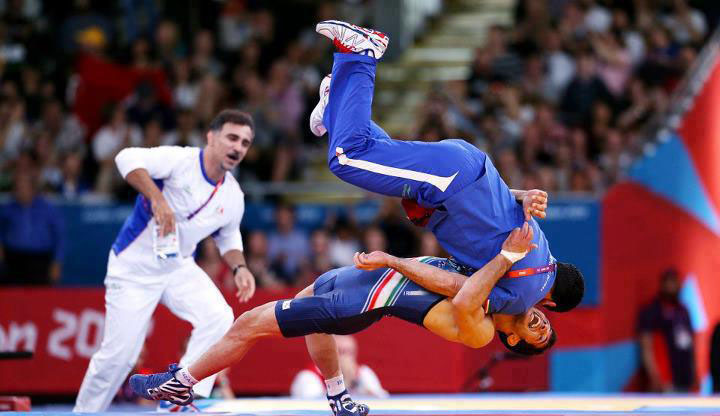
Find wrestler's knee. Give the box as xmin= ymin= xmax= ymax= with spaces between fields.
xmin=327 ymin=154 xmax=344 ymax=176
xmin=227 ymin=305 xmax=270 ymax=342
xmin=327 ymin=156 xmax=365 ymax=186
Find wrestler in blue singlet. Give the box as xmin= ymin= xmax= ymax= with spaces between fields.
xmin=322 ymin=53 xmax=555 ymax=315
xmin=275 ymin=257 xmax=473 ymax=337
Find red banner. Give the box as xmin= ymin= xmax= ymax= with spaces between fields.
xmin=0 ymin=287 xmax=548 ymax=395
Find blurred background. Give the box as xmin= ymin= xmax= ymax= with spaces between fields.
xmin=1 ymin=0 xmax=720 ymax=405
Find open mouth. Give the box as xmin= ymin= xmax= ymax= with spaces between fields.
xmin=227 ymin=153 xmax=240 ymax=161
xmin=529 ymin=314 xmax=540 ymax=328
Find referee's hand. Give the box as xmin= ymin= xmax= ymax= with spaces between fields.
xmin=151 ymin=196 xmax=176 ymax=236
xmin=234 ymin=266 xmax=256 ymax=303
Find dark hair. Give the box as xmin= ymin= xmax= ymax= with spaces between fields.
xmin=497 ymin=328 xmax=557 ymax=356
xmin=547 ymin=262 xmax=585 ymax=312
xmin=208 ymin=109 xmax=254 ymax=134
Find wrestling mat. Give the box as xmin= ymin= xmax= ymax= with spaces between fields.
xmin=22 ymin=393 xmax=720 ymax=415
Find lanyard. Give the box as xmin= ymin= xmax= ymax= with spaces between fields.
xmin=448 ymin=257 xmax=556 ymax=279
xmin=503 ymin=263 xmax=556 ymax=278
xmin=187 ymin=176 xmax=224 ymax=220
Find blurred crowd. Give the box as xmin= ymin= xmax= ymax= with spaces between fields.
xmin=0 ymin=0 xmax=715 ymax=288
xmin=0 ymin=0 xmax=713 ymax=199
xmin=412 ymin=0 xmax=713 ymax=193
xmin=0 ymin=0 xmax=352 ymax=200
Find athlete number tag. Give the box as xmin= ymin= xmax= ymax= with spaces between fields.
xmin=152 ymin=221 xmax=180 ymax=260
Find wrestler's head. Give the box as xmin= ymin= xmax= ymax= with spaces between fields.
xmin=494 ymin=307 xmax=556 ymax=356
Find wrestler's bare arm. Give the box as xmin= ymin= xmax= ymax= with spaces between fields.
xmin=422 ymin=299 xmax=495 ymax=348
xmin=450 ymin=253 xmax=513 ymax=347
xmin=354 ymin=252 xmax=466 ymax=297
xmin=451 ymin=223 xmax=535 ymax=347
xmin=421 ymin=243 xmax=520 ymax=348
xmin=355 ymin=220 xmax=537 ymax=306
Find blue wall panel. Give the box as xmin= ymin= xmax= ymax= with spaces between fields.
xmin=550 ymin=341 xmax=638 ymax=391
xmin=9 ymin=198 xmax=600 ymax=290
xmin=541 ymin=199 xmax=601 ymax=305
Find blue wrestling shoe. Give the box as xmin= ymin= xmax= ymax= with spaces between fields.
xmin=328 ymin=392 xmax=370 ymax=416
xmin=129 ymin=363 xmax=194 ymax=406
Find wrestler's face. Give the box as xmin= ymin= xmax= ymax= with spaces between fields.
xmin=511 ymin=307 xmax=552 ymax=348
xmin=207 ymin=122 xmax=253 ymax=171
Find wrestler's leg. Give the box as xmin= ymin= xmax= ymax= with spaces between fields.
xmin=296 ymin=285 xmax=342 ymax=379
xmin=188 ymin=301 xmax=280 ymax=380
xmin=325 ymin=53 xmax=485 ymax=207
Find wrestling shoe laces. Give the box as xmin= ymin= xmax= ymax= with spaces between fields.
xmin=316 ymin=20 xmax=389 ymax=59
xmin=130 ymin=363 xmax=194 ymax=406
xmin=328 ymin=393 xmax=370 ymax=416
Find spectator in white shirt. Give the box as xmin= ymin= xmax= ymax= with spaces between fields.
xmin=662 ymin=0 xmax=707 ymax=45
xmin=92 ymin=105 xmax=142 ymax=193
xmin=92 ymin=105 xmax=142 ymax=163
xmin=290 ymin=335 xmax=388 ymax=399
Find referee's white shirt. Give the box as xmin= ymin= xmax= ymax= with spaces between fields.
xmin=110 ymin=146 xmax=244 ymax=277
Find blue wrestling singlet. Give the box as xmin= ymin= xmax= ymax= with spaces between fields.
xmin=322 ymin=53 xmax=556 ymax=315
xmin=275 ymin=257 xmax=466 ymax=337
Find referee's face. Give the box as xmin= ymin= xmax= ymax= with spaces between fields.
xmin=209 ymin=122 xmax=254 ymax=171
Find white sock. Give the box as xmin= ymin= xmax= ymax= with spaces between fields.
xmin=175 ymin=367 xmax=199 ymax=387
xmin=325 ymin=374 xmax=346 ymax=397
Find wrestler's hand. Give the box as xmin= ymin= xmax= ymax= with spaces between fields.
xmin=502 ymin=222 xmax=538 ymax=254
xmin=354 ymin=251 xmax=394 ymax=271
xmin=522 ymin=189 xmax=548 ymax=221
xmin=234 ymin=266 xmax=256 ymax=303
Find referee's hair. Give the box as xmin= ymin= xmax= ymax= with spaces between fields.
xmin=209 ymin=109 xmax=255 ymax=133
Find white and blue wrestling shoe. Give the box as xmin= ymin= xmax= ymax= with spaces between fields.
xmin=129 ymin=363 xmax=194 ymax=406
xmin=328 ymin=394 xmax=370 ymax=416
xmin=310 ymin=74 xmax=331 ymax=137
xmin=315 ymin=20 xmax=390 ymax=59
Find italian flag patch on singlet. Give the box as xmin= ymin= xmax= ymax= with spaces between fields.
xmin=360 ymin=256 xmax=491 ymax=315
xmin=361 ymin=256 xmax=436 ymax=312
